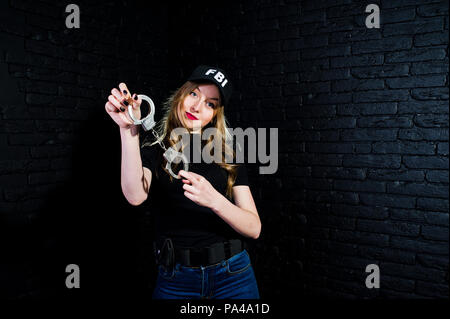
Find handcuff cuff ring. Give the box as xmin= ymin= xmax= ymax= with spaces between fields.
xmin=127 ymin=94 xmax=189 ymax=179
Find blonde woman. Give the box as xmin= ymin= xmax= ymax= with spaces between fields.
xmin=105 ymin=65 xmax=261 ymax=299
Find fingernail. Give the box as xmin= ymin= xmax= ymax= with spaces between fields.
xmin=123 ymin=100 xmax=129 ymax=106
xmin=123 ymin=90 xmax=128 ymax=95
xmin=120 ymin=107 xmax=125 ymax=112
xmin=134 ymin=94 xmax=138 ymax=100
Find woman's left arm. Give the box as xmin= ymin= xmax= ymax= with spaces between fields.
xmin=179 ymin=170 xmax=261 ymax=239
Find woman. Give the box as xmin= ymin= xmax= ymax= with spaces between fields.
xmin=104 ymin=65 xmax=261 ymax=299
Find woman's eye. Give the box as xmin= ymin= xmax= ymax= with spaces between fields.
xmin=190 ymin=91 xmax=198 ymax=97
xmin=207 ymin=102 xmax=216 ymax=108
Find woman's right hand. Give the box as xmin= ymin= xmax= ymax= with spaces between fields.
xmin=105 ymin=82 xmax=142 ymax=129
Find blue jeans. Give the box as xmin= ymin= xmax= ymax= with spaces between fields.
xmin=152 ymin=249 xmax=260 ymax=299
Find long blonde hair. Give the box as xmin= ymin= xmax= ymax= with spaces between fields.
xmin=142 ymin=81 xmax=238 ymax=198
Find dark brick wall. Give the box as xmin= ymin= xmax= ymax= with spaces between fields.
xmin=0 ymin=0 xmax=448 ymax=299
xmin=168 ymin=0 xmax=449 ymax=299
xmin=0 ymin=0 xmax=168 ymax=298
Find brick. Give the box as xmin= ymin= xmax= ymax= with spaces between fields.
xmin=390 ymin=208 xmax=427 ymax=224
xmin=287 ymin=104 xmax=335 ymax=118
xmin=352 ymin=37 xmax=412 ymax=54
xmin=426 ymin=170 xmax=449 ymax=183
xmin=414 ymin=114 xmax=449 ymax=128
xmin=341 ymin=129 xmax=398 ymax=141
xmin=303 ymin=92 xmax=352 ymax=104
xmin=398 ymin=127 xmax=448 ymax=141
xmin=415 ymin=31 xmax=449 ymax=46
xmin=411 ymin=87 xmax=449 ymax=100
xmin=353 ymin=89 xmax=410 ymax=103
xmin=373 ymin=141 xmax=435 ymax=154
xmin=332 ymin=79 xmax=384 ymax=92
xmin=334 ymin=180 xmax=385 ymax=193
xmin=358 ymin=206 xmax=390 ymax=220
xmin=330 ymin=29 xmax=381 ymax=44
xmin=437 ymin=142 xmax=448 ymax=155
xmin=382 ymin=7 xmax=416 ymax=23
xmin=307 ymin=189 xmax=359 ymax=205
xmin=421 ymin=225 xmax=449 ymax=241
xmin=386 ymin=48 xmax=446 ymax=63
xmin=386 ymin=75 xmax=446 ymax=89
xmin=299 ymin=117 xmax=355 ymax=129
xmin=351 ymin=65 xmax=409 ymax=79
xmin=424 ymin=212 xmax=448 ymax=226
xmin=357 ymin=116 xmax=412 ymax=128
xmin=354 ymin=143 xmax=371 ymax=153
xmin=360 ymin=193 xmax=416 ymax=208
xmin=403 ymin=156 xmax=448 ymax=169
xmin=367 ymin=169 xmax=424 ymax=182
xmin=320 ymin=130 xmax=340 ymax=142
xmin=311 ymin=167 xmax=365 ymax=180
xmin=417 ymin=254 xmax=449 ymax=270
xmin=388 ymin=181 xmax=448 ymax=198
xmin=283 ymin=82 xmax=330 ymax=96
xmin=398 ymin=100 xmax=449 ymax=114
xmin=417 ymin=3 xmax=449 ymax=17
xmin=343 ymin=154 xmax=401 ymax=168
xmin=359 ymin=245 xmax=416 ymax=266
xmin=306 ymin=142 xmax=353 ymax=153
xmin=411 ymin=60 xmax=449 ymax=75
xmin=301 ymin=45 xmax=350 ymax=59
xmin=417 ymin=197 xmax=449 ymax=212
xmin=330 ymin=54 xmax=384 ymax=68
xmin=382 ymin=261 xmax=447 ymax=283
xmin=330 ymin=229 xmax=390 ymax=247
xmin=381 ymin=0 xmax=442 ymax=9
xmin=391 ymin=236 xmax=448 ymax=255
xmin=383 ymin=18 xmax=444 ymax=37
xmin=357 ymin=219 xmax=420 ymax=237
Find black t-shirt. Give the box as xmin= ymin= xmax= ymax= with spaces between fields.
xmin=140 ymin=134 xmax=249 ymax=249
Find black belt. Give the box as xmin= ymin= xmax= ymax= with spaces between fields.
xmin=155 ymin=239 xmax=244 ymax=267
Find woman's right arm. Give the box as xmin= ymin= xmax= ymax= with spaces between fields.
xmin=105 ymin=83 xmax=151 ymax=206
xmin=120 ymin=125 xmax=151 ymax=206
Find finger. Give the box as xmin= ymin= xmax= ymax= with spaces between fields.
xmin=179 ymin=170 xmax=198 ymax=184
xmin=187 ymin=171 xmax=205 ymax=183
xmin=182 ymin=183 xmax=198 ymax=194
xmin=119 ymin=83 xmax=131 ymax=98
xmin=131 ymin=93 xmax=142 ymax=109
xmin=182 ymin=179 xmax=191 ymax=184
xmin=112 ymin=88 xmax=131 ymax=110
xmin=111 ymin=88 xmax=123 ymax=100
xmin=108 ymin=94 xmax=125 ymax=112
xmin=105 ymin=101 xmax=117 ymax=113
xmin=184 ymin=191 xmax=196 ymax=202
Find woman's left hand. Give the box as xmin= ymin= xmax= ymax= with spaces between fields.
xmin=179 ymin=170 xmax=223 ymax=209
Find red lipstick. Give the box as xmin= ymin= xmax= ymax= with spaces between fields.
xmin=186 ymin=112 xmax=198 ymax=120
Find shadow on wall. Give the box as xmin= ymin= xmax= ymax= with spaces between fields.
xmin=20 ymin=107 xmax=156 ymax=299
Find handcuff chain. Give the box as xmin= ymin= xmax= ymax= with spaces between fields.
xmin=150 ymin=128 xmax=167 ymax=152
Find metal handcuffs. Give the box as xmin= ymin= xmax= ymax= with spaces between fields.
xmin=127 ymin=94 xmax=189 ymax=179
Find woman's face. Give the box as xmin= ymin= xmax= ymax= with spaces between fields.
xmin=178 ymin=83 xmax=220 ymax=131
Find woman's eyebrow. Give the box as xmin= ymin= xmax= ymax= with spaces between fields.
xmin=197 ymin=87 xmax=219 ymax=101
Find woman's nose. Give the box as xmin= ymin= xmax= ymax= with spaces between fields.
xmin=191 ymin=98 xmax=203 ymax=112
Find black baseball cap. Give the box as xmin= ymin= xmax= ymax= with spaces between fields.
xmin=187 ymin=65 xmax=233 ymax=107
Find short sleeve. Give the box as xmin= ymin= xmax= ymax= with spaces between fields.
xmin=233 ymin=164 xmax=249 ymax=186
xmin=140 ymin=143 xmax=162 ymax=176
